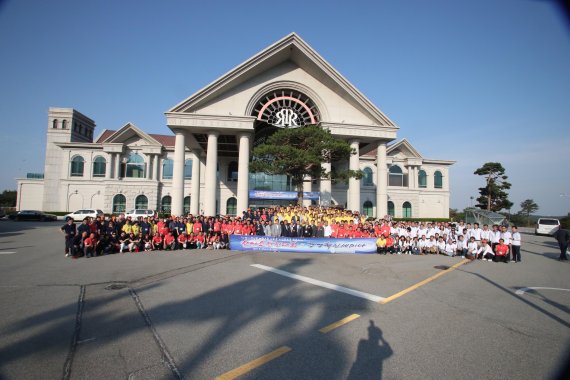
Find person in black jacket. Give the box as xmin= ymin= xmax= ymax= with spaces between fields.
xmin=553 ymin=227 xmax=570 ymax=261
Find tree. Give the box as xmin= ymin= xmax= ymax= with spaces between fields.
xmin=474 ymin=162 xmax=513 ymax=212
xmin=519 ymin=199 xmax=539 ymax=226
xmin=0 ymin=190 xmax=17 ymax=207
xmin=250 ymin=125 xmax=362 ymax=206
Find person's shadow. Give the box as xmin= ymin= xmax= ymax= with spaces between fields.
xmin=347 ymin=320 xmax=393 ymax=379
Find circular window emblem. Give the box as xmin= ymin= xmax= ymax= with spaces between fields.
xmin=253 ymin=90 xmax=320 ymax=128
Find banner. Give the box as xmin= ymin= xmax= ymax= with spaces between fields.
xmin=248 ymin=190 xmax=320 ymax=200
xmin=229 ymin=235 xmax=376 ymax=254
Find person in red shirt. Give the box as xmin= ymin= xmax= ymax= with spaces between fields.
xmin=193 ymin=221 xmax=203 ymax=235
xmin=163 ymin=232 xmax=176 ymax=250
xmin=494 ymin=238 xmax=510 ymax=263
xmin=83 ymin=232 xmax=97 ymax=258
xmin=177 ymin=232 xmax=188 ymax=250
xmin=385 ymin=235 xmax=396 ymax=254
xmin=196 ymin=232 xmax=206 ymax=249
xmin=152 ymin=234 xmax=163 ymax=250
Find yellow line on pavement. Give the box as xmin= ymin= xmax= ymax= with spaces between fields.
xmin=215 ymin=346 xmax=292 ymax=380
xmin=380 ymin=259 xmax=470 ymax=304
xmin=319 ymin=314 xmax=361 ymax=334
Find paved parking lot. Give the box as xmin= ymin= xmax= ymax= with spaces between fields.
xmin=0 ymin=220 xmax=569 ymax=379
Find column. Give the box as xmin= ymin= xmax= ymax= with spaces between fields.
xmin=105 ymin=154 xmax=111 ymax=179
xmin=190 ymin=150 xmax=201 ymax=215
xmin=146 ymin=154 xmax=152 ymax=180
xmin=114 ymin=153 xmax=121 ymax=179
xmin=237 ymin=133 xmax=250 ymax=217
xmin=409 ymin=166 xmax=416 ymax=189
xmin=303 ymin=176 xmax=312 ymax=207
xmin=204 ymin=131 xmax=219 ymax=216
xmin=348 ymin=140 xmax=360 ymax=212
xmin=320 ymin=162 xmax=332 ymax=207
xmin=152 ymin=154 xmax=159 ymax=181
xmin=171 ymin=132 xmax=186 ymax=216
xmin=376 ymin=142 xmax=388 ymax=218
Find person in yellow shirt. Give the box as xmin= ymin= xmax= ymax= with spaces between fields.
xmin=376 ymin=235 xmax=387 ymax=254
xmin=131 ymin=222 xmax=140 ymax=236
xmin=122 ymin=220 xmax=133 ymax=235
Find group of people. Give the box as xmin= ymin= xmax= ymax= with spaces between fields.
xmin=59 ymin=205 xmax=523 ymax=262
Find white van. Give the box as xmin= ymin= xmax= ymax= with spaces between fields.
xmin=535 ymin=218 xmax=560 ymax=236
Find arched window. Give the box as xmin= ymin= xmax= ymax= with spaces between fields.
xmin=363 ymin=200 xmax=373 ymax=217
xmin=126 ymin=153 xmax=145 ymax=178
xmin=418 ymin=169 xmax=427 ymax=188
xmin=162 ymin=159 xmax=173 ymax=179
xmin=226 ymin=197 xmax=237 ymax=216
xmin=93 ymin=156 xmax=106 ymax=177
xmin=363 ymin=167 xmax=373 ymax=186
xmin=70 ymin=155 xmax=84 ymax=177
xmin=388 ymin=201 xmax=395 ymax=217
xmin=403 ymin=202 xmax=412 ymax=218
xmin=52 ymin=119 xmax=58 ymax=129
xmin=434 ymin=171 xmax=443 ymax=189
xmin=62 ymin=120 xmax=67 ymax=129
xmin=113 ymin=194 xmax=126 ymax=213
xmin=135 ymin=195 xmax=148 ymax=209
xmin=184 ymin=196 xmax=191 ymax=214
xmin=389 ymin=165 xmax=406 ymax=187
xmin=161 ymin=196 xmax=172 ymax=213
xmin=228 ymin=161 xmax=238 ymax=182
xmin=184 ymin=159 xmax=193 ymax=179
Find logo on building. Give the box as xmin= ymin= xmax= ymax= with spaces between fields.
xmin=253 ymin=89 xmax=320 ymax=129
xmin=274 ymin=108 xmax=299 ymax=127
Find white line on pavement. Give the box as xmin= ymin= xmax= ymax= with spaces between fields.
xmin=515 ymin=287 xmax=570 ymax=295
xmin=0 ymin=252 xmax=16 ymax=255
xmin=251 ymin=264 xmax=386 ymax=302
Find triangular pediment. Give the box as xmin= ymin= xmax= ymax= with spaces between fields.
xmin=387 ymin=139 xmax=423 ymax=159
xmin=168 ymin=33 xmax=397 ymax=128
xmin=103 ymin=123 xmax=162 ymax=146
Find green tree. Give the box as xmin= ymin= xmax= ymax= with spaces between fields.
xmin=0 ymin=190 xmax=17 ymax=207
xmin=519 ymin=199 xmax=539 ymax=226
xmin=250 ymin=125 xmax=362 ymax=205
xmin=474 ymin=162 xmax=513 ymax=212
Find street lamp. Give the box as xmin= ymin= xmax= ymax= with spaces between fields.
xmin=470 ymin=196 xmax=474 ymax=208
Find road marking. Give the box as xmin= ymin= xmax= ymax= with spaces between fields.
xmin=319 ymin=314 xmax=360 ymax=334
xmin=251 ymin=264 xmax=386 ymax=302
xmin=215 ymin=346 xmax=292 ymax=380
xmin=380 ymin=259 xmax=470 ymax=304
xmin=0 ymin=251 xmax=16 ymax=255
xmin=515 ymin=287 xmax=570 ymax=295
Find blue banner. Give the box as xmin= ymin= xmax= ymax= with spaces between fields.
xmin=229 ymin=235 xmax=376 ymax=254
xmin=248 ymin=190 xmax=320 ymax=200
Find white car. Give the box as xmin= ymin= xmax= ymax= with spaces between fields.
xmin=535 ymin=218 xmax=560 ymax=236
xmin=124 ymin=209 xmax=157 ymax=220
xmin=65 ymin=209 xmax=104 ymax=221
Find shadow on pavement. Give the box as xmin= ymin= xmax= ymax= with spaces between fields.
xmin=347 ymin=320 xmax=393 ymax=380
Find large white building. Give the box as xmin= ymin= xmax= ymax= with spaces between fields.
xmin=16 ymin=33 xmax=454 ymax=219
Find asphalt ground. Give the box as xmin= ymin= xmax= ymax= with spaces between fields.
xmin=0 ymin=220 xmax=568 ymax=379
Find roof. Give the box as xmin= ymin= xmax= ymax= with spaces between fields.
xmin=95 ymin=129 xmax=175 ymax=147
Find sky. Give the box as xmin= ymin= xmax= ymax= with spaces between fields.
xmin=0 ymin=0 xmax=569 ymax=216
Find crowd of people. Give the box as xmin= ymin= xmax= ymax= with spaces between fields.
xmin=59 ymin=205 xmax=522 ymax=262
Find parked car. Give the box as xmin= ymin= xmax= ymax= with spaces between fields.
xmin=124 ymin=209 xmax=157 ymax=220
xmin=13 ymin=210 xmax=58 ymax=222
xmin=65 ymin=209 xmax=104 ymax=221
xmin=535 ymin=218 xmax=560 ymax=236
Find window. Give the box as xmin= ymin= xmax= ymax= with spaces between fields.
xmin=363 ymin=167 xmax=373 ymax=186
xmin=135 ymin=195 xmax=148 ymax=209
xmin=113 ymin=194 xmax=126 ymax=213
xmin=161 ymin=196 xmax=172 ymax=213
xmin=418 ymin=169 xmax=427 ymax=188
xmin=126 ymin=153 xmax=146 ymax=178
xmin=162 ymin=159 xmax=173 ymax=179
xmin=388 ymin=201 xmax=395 ymax=217
xmin=434 ymin=171 xmax=443 ymax=189
xmin=93 ymin=156 xmax=106 ymax=177
xmin=184 ymin=159 xmax=192 ymax=179
xmin=62 ymin=120 xmax=67 ymax=129
xmin=403 ymin=202 xmax=412 ymax=218
xmin=226 ymin=197 xmax=237 ymax=216
xmin=363 ymin=200 xmax=373 ymax=217
xmin=184 ymin=196 xmax=191 ymax=214
xmin=388 ymin=165 xmax=407 ymax=187
xmin=70 ymin=155 xmax=85 ymax=177
xmin=228 ymin=161 xmax=238 ymax=181
xmin=52 ymin=119 xmax=58 ymax=129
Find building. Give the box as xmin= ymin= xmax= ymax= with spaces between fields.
xmin=16 ymin=33 xmax=454 ymax=218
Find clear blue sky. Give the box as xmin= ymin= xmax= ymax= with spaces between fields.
xmin=0 ymin=0 xmax=568 ymax=215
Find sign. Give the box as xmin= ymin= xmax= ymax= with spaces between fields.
xmin=274 ymin=108 xmax=299 ymax=127
xmin=249 ymin=190 xmax=320 ymax=200
xmin=229 ymin=235 xmax=377 ymax=254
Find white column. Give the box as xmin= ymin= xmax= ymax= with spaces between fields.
xmin=114 ymin=153 xmax=121 ymax=179
xmin=190 ymin=150 xmax=201 ymax=215
xmin=237 ymin=133 xmax=250 ymax=217
xmin=348 ymin=140 xmax=360 ymax=212
xmin=409 ymin=166 xmax=415 ymax=189
xmin=303 ymin=176 xmax=312 ymax=207
xmin=105 ymin=154 xmax=111 ymax=179
xmin=146 ymin=154 xmax=152 ymax=180
xmin=376 ymin=142 xmax=388 ymax=218
xmin=171 ymin=132 xmax=186 ymax=216
xmin=152 ymin=154 xmax=159 ymax=181
xmin=204 ymin=131 xmax=219 ymax=216
xmin=320 ymin=162 xmax=332 ymax=207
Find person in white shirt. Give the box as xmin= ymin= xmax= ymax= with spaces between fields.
xmin=511 ymin=226 xmax=522 ymax=263
xmin=444 ymin=239 xmax=457 ymax=257
xmin=490 ymin=225 xmax=501 ymax=251
xmin=467 ymin=237 xmax=478 ymax=259
xmin=499 ymin=225 xmax=512 ymax=257
xmin=418 ymin=224 xmax=428 ymax=239
xmin=471 ymin=223 xmax=483 ymax=245
xmin=476 ymin=239 xmax=495 ymax=261
xmin=456 ymin=235 xmax=467 ymax=257
xmin=436 ymin=237 xmax=446 ymax=255
xmin=426 ymin=236 xmax=437 ymax=254
xmin=418 ymin=235 xmax=428 ymax=255
xmin=323 ymin=221 xmax=332 ymax=238
xmin=480 ymin=224 xmax=492 ymax=242
xmin=411 ymin=237 xmax=420 ymax=255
